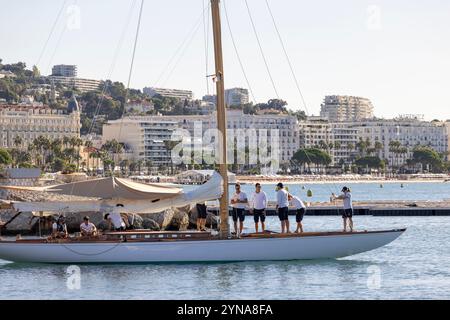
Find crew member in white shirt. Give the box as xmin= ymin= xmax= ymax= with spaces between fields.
xmin=333 ymin=186 xmax=354 ymax=232
xmin=275 ymin=182 xmax=290 ymax=233
xmin=249 ymin=183 xmax=267 ymax=233
xmin=104 ymin=204 xmax=127 ymax=231
xmin=80 ymin=216 xmax=97 ymax=237
xmin=230 ymin=183 xmax=248 ymax=237
xmin=288 ymin=193 xmax=306 ymax=233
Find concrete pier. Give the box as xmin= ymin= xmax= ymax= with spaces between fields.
xmin=209 ymin=200 xmax=450 ymax=216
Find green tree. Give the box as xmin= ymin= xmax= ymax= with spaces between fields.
xmin=0 ymin=148 xmax=12 ymax=166
xmin=411 ymin=146 xmax=444 ymax=172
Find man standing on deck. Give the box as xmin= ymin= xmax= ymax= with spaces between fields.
xmin=333 ymin=187 xmax=354 ymax=232
xmin=249 ymin=183 xmax=267 ymax=233
xmin=230 ymin=183 xmax=248 ymax=237
xmin=276 ymin=183 xmax=290 ymax=233
xmin=288 ymin=193 xmax=306 ymax=233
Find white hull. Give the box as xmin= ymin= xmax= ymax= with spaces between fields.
xmin=0 ymin=229 xmax=405 ymax=264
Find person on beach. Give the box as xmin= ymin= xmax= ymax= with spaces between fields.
xmin=52 ymin=216 xmax=68 ymax=239
xmin=104 ymin=204 xmax=127 ymax=231
xmin=288 ymin=193 xmax=306 ymax=233
xmin=333 ymin=187 xmax=354 ymax=232
xmin=249 ymin=183 xmax=267 ymax=233
xmin=275 ymin=182 xmax=290 ymax=233
xmin=196 ymin=202 xmax=208 ymax=231
xmin=80 ymin=216 xmax=97 ymax=237
xmin=230 ymin=183 xmax=248 ymax=237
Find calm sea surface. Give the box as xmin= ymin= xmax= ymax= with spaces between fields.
xmin=229 ymin=181 xmax=450 ymax=202
xmin=1 ymin=182 xmax=450 ymax=300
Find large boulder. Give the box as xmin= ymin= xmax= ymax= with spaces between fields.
xmin=188 ymin=205 xmax=218 ymax=229
xmin=141 ymin=209 xmax=174 ymax=230
xmin=142 ymin=218 xmax=160 ymax=231
xmin=97 ymin=220 xmax=111 ymax=231
xmin=169 ymin=208 xmax=189 ymax=231
xmin=125 ymin=213 xmax=143 ymax=229
xmin=1 ymin=210 xmax=38 ymax=235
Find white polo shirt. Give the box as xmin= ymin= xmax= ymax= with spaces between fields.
xmin=231 ymin=191 xmax=248 ymax=209
xmin=109 ymin=212 xmax=126 ymax=229
xmin=276 ymin=189 xmax=289 ymax=208
xmin=250 ymin=191 xmax=267 ymax=210
xmin=290 ymin=195 xmax=306 ymax=209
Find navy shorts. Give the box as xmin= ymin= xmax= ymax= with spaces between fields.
xmin=296 ymin=208 xmax=305 ymax=223
xmin=232 ymin=208 xmax=246 ymax=222
xmin=342 ymin=208 xmax=353 ymax=218
xmin=196 ymin=203 xmax=207 ymax=219
xmin=253 ymin=209 xmax=266 ymax=223
xmin=278 ymin=207 xmax=289 ymax=221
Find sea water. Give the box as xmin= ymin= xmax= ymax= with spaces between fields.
xmin=1 ymin=182 xmax=449 ymax=299
xmin=0 ymin=215 xmax=449 ymax=300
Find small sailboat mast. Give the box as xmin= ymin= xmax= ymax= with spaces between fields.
xmin=210 ymin=0 xmax=230 ymax=239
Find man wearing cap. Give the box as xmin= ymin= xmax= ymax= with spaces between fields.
xmin=333 ymin=187 xmax=354 ymax=232
xmin=276 ymin=182 xmax=290 ymax=233
xmin=80 ymin=216 xmax=97 ymax=237
xmin=230 ymin=183 xmax=248 ymax=237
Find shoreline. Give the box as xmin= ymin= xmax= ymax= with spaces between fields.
xmin=235 ymin=177 xmax=448 ymax=185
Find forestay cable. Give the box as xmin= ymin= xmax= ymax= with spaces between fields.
xmin=244 ymin=0 xmax=279 ymax=99
xmin=223 ymin=0 xmax=257 ymax=103
xmin=264 ymin=0 xmax=309 ymax=115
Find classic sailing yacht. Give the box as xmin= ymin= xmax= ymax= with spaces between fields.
xmin=0 ymin=0 xmax=405 ymax=263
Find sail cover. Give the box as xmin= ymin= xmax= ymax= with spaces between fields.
xmin=44 ymin=176 xmax=182 ymax=200
xmin=4 ymin=172 xmax=224 ymax=213
xmin=0 ymin=176 xmax=182 ymax=201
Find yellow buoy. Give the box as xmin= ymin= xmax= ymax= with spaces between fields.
xmin=307 ymin=189 xmax=313 ymax=197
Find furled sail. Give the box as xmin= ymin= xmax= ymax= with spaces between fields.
xmin=6 ymin=172 xmax=224 ymax=214
xmin=46 ymin=176 xmax=182 ymax=200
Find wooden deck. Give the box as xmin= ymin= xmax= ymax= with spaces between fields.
xmin=2 ymin=228 xmax=405 ymax=244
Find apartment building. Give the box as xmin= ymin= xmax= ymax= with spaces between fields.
xmin=143 ymin=87 xmax=193 ymax=101
xmin=103 ymin=110 xmax=299 ymax=166
xmin=51 ymin=65 xmax=77 ymax=77
xmin=102 ymin=117 xmax=178 ymax=167
xmin=320 ymin=95 xmax=374 ymax=122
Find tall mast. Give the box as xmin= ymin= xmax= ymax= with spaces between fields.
xmin=211 ymin=0 xmax=229 ymax=239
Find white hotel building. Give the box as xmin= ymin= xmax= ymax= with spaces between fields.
xmin=103 ymin=110 xmax=299 ymax=166
xmin=351 ymin=116 xmax=449 ymax=166
xmin=0 ymin=105 xmax=80 ymax=148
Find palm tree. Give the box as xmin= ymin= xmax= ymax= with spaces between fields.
xmin=389 ymin=140 xmax=402 ymax=171
xmin=374 ymin=141 xmax=383 ymax=157
xmin=145 ymin=160 xmax=153 ymax=175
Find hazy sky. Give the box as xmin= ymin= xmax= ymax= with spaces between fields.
xmin=1 ymin=0 xmax=449 ymax=120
